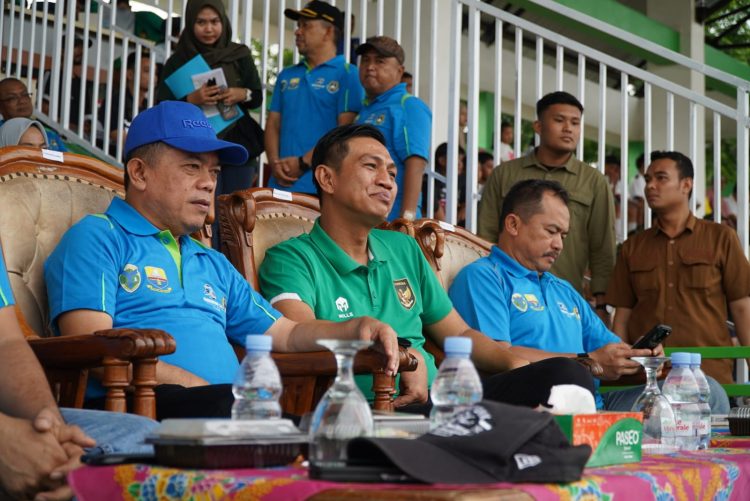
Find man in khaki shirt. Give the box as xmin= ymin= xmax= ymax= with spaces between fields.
xmin=478 ymin=92 xmax=615 ymax=319
xmin=606 ymin=151 xmax=750 ymax=391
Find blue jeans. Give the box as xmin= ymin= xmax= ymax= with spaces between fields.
xmin=61 ymin=408 xmax=158 ymax=455
xmin=601 ymin=375 xmax=730 ymax=414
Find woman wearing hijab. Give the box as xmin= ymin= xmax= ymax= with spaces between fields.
xmin=157 ymin=0 xmax=263 ymax=219
xmin=0 ymin=117 xmax=49 ymax=149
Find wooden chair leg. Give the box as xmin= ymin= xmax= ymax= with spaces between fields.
xmin=372 ymin=370 xmax=395 ymax=412
xmin=101 ymin=357 xmax=129 ymax=414
xmin=131 ymin=358 xmax=158 ymax=419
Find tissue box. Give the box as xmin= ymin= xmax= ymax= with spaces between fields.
xmin=554 ymin=412 xmax=642 ymax=467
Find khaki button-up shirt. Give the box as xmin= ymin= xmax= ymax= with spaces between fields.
xmin=606 ymin=215 xmax=750 ymax=383
xmin=478 ymin=151 xmax=616 ymax=294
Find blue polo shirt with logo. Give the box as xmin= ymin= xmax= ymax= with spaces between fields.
xmin=449 ymin=246 xmax=618 ymax=407
xmin=268 ymin=55 xmax=364 ymax=194
xmin=45 ymin=197 xmax=280 ymax=395
xmin=0 ymin=245 xmax=15 ymax=308
xmin=355 ymin=83 xmax=431 ymax=220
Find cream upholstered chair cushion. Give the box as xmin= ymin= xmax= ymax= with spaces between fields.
xmin=413 ymin=219 xmax=492 ymax=291
xmin=0 ymin=146 xmax=122 ymax=336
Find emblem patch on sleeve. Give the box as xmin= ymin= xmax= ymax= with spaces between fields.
xmin=393 ymin=278 xmax=415 ymax=310
xmin=119 ymin=264 xmax=141 ymax=293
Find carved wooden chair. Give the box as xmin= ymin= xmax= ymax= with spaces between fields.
xmin=218 ymin=187 xmax=418 ymax=415
xmin=413 ymin=219 xmax=492 ymax=291
xmin=0 ymin=146 xmax=176 ymax=418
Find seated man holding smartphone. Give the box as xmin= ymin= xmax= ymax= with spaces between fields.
xmin=450 ymin=179 xmax=729 ymax=412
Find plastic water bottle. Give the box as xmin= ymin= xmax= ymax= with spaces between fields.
xmin=231 ymin=335 xmax=282 ymax=420
xmin=662 ymin=352 xmax=701 ymax=450
xmin=429 ymin=337 xmax=483 ymax=430
xmin=690 ymin=353 xmax=712 ymax=449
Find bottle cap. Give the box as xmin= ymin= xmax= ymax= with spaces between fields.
xmin=245 ymin=334 xmax=272 ymax=352
xmin=444 ymin=336 xmax=472 ymax=356
xmin=670 ymin=352 xmax=692 ymax=366
xmin=690 ymin=352 xmax=701 ymax=365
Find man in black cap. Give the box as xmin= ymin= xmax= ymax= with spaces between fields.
xmin=354 ymin=36 xmax=431 ymax=221
xmin=265 ymin=0 xmax=364 ymax=194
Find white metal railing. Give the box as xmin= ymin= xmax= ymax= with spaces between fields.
xmin=449 ymin=0 xmax=750 ymax=259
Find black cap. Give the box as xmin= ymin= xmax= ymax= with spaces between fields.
xmin=347 ymin=401 xmax=592 ymax=484
xmin=284 ymin=0 xmax=344 ymax=31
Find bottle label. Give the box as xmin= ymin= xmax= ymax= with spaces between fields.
xmin=661 ymin=418 xmax=676 ymax=437
xmin=674 ymin=418 xmax=693 ymax=437
xmin=697 ymin=418 xmax=711 ymax=435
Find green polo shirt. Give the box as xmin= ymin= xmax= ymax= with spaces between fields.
xmin=477 ymin=151 xmax=616 ymax=295
xmin=258 ymin=220 xmax=453 ymax=401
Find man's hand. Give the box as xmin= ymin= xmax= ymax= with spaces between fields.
xmin=589 ymin=342 xmax=653 ymax=380
xmin=270 ymin=157 xmax=302 ymax=186
xmin=352 ymin=317 xmax=399 ymax=376
xmin=393 ymin=349 xmax=428 ymax=408
xmin=0 ymin=413 xmax=77 ymax=501
xmin=187 ymin=83 xmax=222 ymax=106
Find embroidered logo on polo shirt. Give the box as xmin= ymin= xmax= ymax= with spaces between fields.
xmin=312 ymin=77 xmax=326 ymax=89
xmin=393 ymin=278 xmax=415 ymax=310
xmin=375 ymin=113 xmax=386 ymax=125
xmin=557 ymin=302 xmax=581 ymax=321
xmin=202 ymin=283 xmax=226 ymax=311
xmin=144 ymin=266 xmax=172 ymax=293
xmin=335 ymin=296 xmax=353 ymax=319
xmin=511 ymin=293 xmax=528 ymax=312
xmin=280 ymin=79 xmax=288 ymax=92
xmin=118 ymin=264 xmax=141 ymax=293
xmin=524 ymin=294 xmax=544 ymax=311
xmin=327 ymin=80 xmax=339 ymax=93
xmin=289 ymin=78 xmax=300 ymax=90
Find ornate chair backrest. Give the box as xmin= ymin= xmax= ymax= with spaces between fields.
xmin=0 ymin=146 xmax=123 ymax=337
xmin=413 ymin=219 xmax=493 ymax=291
xmin=218 ymin=187 xmax=320 ymax=290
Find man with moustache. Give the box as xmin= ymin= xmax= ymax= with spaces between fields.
xmin=259 ymin=124 xmax=596 ymax=410
xmin=266 ymin=0 xmax=364 ymax=193
xmin=478 ymin=92 xmax=615 ymax=324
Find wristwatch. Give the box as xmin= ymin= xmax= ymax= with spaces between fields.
xmin=298 ymin=156 xmax=311 ymax=172
xmin=244 ymin=88 xmax=252 ymax=102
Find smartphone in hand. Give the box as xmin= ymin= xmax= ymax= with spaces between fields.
xmin=631 ymin=324 xmax=672 ymax=350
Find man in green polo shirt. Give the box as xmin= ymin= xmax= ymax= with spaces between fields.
xmin=478 ymin=91 xmax=615 ymax=324
xmin=259 ymin=124 xmax=595 ymax=408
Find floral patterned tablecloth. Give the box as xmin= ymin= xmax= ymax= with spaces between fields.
xmin=69 ymin=448 xmax=750 ymax=501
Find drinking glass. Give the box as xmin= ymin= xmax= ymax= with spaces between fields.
xmin=631 ymin=356 xmax=677 ymax=453
xmin=308 ymin=339 xmax=374 ymax=466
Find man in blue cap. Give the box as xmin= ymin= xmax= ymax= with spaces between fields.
xmin=45 ymin=101 xmax=399 ymax=420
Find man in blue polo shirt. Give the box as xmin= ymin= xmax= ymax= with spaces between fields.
xmin=0 ymin=242 xmax=158 ymax=499
xmin=450 ymin=179 xmax=664 ymax=410
xmin=45 ymin=101 xmax=400 ymax=420
xmin=265 ymin=1 xmax=364 ymax=193
xmin=355 ymin=36 xmax=431 ymax=221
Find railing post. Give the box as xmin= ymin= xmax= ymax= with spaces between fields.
xmin=737 ymin=88 xmax=749 ymax=258
xmin=446 ymin=0 xmax=463 ymax=225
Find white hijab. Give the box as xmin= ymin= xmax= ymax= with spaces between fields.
xmin=0 ymin=117 xmax=49 ymax=148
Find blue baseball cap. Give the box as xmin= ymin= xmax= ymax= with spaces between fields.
xmin=124 ymin=101 xmax=248 ymax=165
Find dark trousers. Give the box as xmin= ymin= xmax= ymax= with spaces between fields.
xmin=86 ymin=383 xmax=235 ymax=421
xmin=399 ymin=357 xmax=595 ymax=415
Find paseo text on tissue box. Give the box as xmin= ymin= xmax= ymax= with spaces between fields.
xmin=554 ymin=412 xmax=643 ymax=467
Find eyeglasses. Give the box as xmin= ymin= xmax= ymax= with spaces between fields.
xmin=0 ymin=92 xmax=33 ymax=104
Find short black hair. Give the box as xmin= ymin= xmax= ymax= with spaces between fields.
xmin=649 ymin=150 xmax=693 ymax=180
xmin=635 ymin=153 xmax=645 ymax=170
xmin=126 ymin=49 xmax=151 ymax=73
xmin=402 ymin=71 xmax=413 ymax=79
xmin=499 ymin=179 xmax=569 ymax=234
xmin=478 ymin=151 xmax=494 ymax=164
xmin=311 ymin=124 xmax=387 ymax=198
xmin=500 ymin=121 xmax=512 ymax=131
xmin=604 ymin=155 xmax=619 ymax=166
xmin=123 ymin=141 xmax=166 ymax=190
xmin=434 ymin=142 xmax=465 ymax=163
xmin=536 ymin=91 xmax=583 ymax=118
